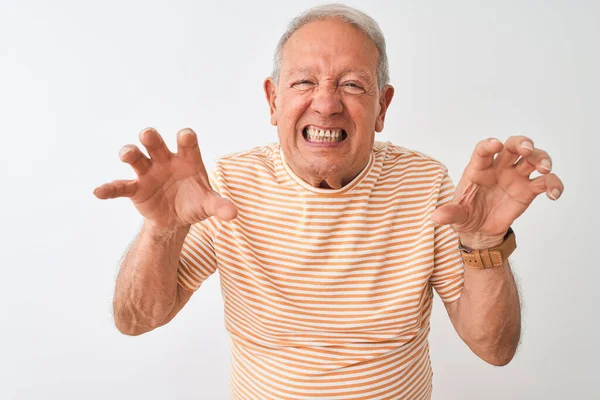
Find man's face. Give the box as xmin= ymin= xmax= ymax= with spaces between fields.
xmin=264 ymin=18 xmax=394 ymax=189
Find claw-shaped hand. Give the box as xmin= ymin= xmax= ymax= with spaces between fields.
xmin=93 ymin=127 xmax=238 ymax=230
xmin=431 ymin=136 xmax=564 ymax=249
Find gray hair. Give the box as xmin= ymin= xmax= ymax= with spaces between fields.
xmin=271 ymin=4 xmax=390 ymax=91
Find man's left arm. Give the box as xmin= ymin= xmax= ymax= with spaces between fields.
xmin=445 ymin=258 xmax=521 ymax=366
xmin=431 ymin=135 xmax=564 ymax=366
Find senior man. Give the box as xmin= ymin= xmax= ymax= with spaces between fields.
xmin=94 ymin=4 xmax=564 ymax=399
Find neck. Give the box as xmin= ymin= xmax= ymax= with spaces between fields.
xmin=285 ymin=153 xmax=371 ymax=190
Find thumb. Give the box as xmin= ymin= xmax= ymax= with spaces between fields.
xmin=204 ymin=191 xmax=238 ymax=221
xmin=431 ymin=203 xmax=468 ymax=226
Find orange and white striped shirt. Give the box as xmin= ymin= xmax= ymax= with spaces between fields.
xmin=177 ymin=141 xmax=465 ymax=400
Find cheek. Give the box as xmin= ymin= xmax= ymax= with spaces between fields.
xmin=347 ymin=102 xmax=376 ymax=130
xmin=281 ymin=93 xmax=310 ymax=124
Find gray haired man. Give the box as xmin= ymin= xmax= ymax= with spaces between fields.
xmin=95 ymin=4 xmax=564 ymax=399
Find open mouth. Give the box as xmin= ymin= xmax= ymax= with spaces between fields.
xmin=302 ymin=126 xmax=348 ymax=144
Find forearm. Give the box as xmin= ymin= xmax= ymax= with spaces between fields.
xmin=113 ymin=221 xmax=190 ymax=335
xmin=451 ymin=259 xmax=521 ymax=366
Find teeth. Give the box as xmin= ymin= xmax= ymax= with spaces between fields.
xmin=305 ymin=127 xmax=343 ymax=142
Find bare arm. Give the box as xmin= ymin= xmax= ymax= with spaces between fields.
xmin=94 ymin=127 xmax=237 ymax=336
xmin=113 ymin=221 xmax=193 ymax=336
xmin=445 ymin=259 xmax=521 ymax=366
xmin=431 ymin=136 xmax=563 ymax=366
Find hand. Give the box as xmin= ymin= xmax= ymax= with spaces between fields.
xmin=93 ymin=127 xmax=238 ymax=230
xmin=431 ymin=136 xmax=564 ymax=249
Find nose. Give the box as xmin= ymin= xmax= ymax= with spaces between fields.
xmin=310 ymin=84 xmax=343 ymax=117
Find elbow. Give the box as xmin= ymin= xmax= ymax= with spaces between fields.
xmin=471 ymin=339 xmax=518 ymax=367
xmin=482 ymin=349 xmax=516 ymax=367
xmin=462 ymin=330 xmax=519 ymax=367
xmin=113 ymin=306 xmax=156 ymax=336
xmin=115 ymin=320 xmax=149 ymax=336
xmin=112 ymin=290 xmax=177 ymax=336
xmin=460 ymin=322 xmax=521 ymax=367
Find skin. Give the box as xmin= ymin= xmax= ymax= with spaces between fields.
xmin=264 ymin=18 xmax=394 ymax=189
xmin=433 ymin=136 xmax=564 ymax=365
xmin=93 ymin=128 xmax=235 ymax=335
xmin=95 ymin=17 xmax=565 ymax=367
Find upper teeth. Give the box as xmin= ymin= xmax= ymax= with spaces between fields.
xmin=307 ymin=127 xmax=343 ymax=137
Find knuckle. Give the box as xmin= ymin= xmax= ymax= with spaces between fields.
xmin=509 ymin=135 xmax=532 ymax=145
xmin=532 ymin=179 xmax=546 ymax=191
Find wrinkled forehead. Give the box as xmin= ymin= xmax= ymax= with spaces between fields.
xmin=279 ymin=18 xmax=379 ymax=82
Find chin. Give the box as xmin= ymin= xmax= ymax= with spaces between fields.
xmin=304 ymin=160 xmax=343 ymax=179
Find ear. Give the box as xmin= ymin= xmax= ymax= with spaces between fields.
xmin=264 ymin=77 xmax=278 ymax=126
xmin=375 ymin=85 xmax=395 ymax=132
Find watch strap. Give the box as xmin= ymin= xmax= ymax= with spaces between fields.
xmin=459 ymin=227 xmax=516 ymax=269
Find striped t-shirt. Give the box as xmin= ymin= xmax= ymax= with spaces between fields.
xmin=177 ymin=141 xmax=465 ymax=400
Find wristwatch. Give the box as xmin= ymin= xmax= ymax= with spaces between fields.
xmin=458 ymin=227 xmax=517 ymax=269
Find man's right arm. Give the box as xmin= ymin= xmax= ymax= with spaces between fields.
xmin=113 ymin=220 xmax=193 ymax=336
xmin=94 ymin=127 xmax=237 ymax=335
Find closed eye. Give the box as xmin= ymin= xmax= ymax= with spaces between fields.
xmin=342 ymin=82 xmax=365 ymax=93
xmin=292 ymin=80 xmax=315 ymax=89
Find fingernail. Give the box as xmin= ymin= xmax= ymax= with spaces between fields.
xmin=549 ymin=189 xmax=561 ymax=200
xmin=490 ymin=138 xmax=501 ymax=143
xmin=540 ymin=159 xmax=552 ymax=171
xmin=179 ymin=129 xmax=193 ymax=137
xmin=119 ymin=147 xmax=132 ymax=158
xmin=139 ymin=127 xmax=154 ymax=137
xmin=521 ymin=141 xmax=533 ymax=150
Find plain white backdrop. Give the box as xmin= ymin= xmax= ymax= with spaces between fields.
xmin=1 ymin=0 xmax=598 ymax=399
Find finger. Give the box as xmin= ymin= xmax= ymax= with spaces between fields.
xmin=514 ymin=149 xmax=552 ymax=177
xmin=513 ymin=156 xmax=536 ymax=177
xmin=495 ymin=135 xmax=534 ymax=168
xmin=176 ymin=128 xmax=201 ymax=163
xmin=431 ymin=203 xmax=468 ymax=226
xmin=93 ymin=179 xmax=138 ymax=199
xmin=176 ymin=128 xmax=210 ymax=184
xmin=468 ymin=138 xmax=504 ymax=171
xmin=120 ymin=145 xmax=151 ymax=176
xmin=204 ymin=191 xmax=238 ymax=221
xmin=139 ymin=127 xmax=172 ymax=163
xmin=529 ymin=173 xmax=564 ymax=200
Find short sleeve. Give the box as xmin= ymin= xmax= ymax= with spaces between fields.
xmin=429 ymin=171 xmax=465 ymax=304
xmin=176 ymin=170 xmax=224 ymax=292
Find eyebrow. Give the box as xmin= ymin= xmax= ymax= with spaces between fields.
xmin=283 ymin=68 xmax=374 ymax=83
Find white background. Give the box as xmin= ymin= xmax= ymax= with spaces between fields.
xmin=1 ymin=0 xmax=598 ymax=399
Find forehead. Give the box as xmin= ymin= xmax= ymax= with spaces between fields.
xmin=280 ymin=18 xmax=379 ymax=79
